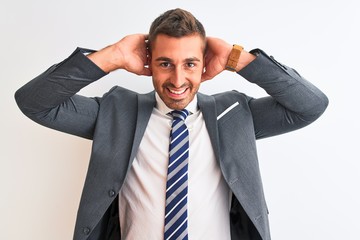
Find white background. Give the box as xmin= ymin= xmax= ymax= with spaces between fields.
xmin=1 ymin=0 xmax=359 ymax=239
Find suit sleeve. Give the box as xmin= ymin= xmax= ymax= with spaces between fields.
xmin=14 ymin=48 xmax=108 ymax=139
xmin=237 ymin=49 xmax=329 ymax=139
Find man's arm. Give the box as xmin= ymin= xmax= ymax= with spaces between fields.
xmin=15 ymin=34 xmax=150 ymax=139
xmin=87 ymin=34 xmax=151 ymax=76
xmin=202 ymin=37 xmax=328 ymax=138
xmin=239 ymin=49 xmax=328 ymax=138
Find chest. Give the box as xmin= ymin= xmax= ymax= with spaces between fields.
xmin=119 ymin=109 xmax=231 ymax=239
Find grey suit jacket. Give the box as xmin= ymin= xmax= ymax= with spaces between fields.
xmin=15 ymin=48 xmax=328 ymax=240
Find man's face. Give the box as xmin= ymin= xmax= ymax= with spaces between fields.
xmin=150 ymin=34 xmax=205 ymax=110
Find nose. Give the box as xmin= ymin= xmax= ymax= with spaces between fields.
xmin=170 ymin=66 xmax=186 ymax=88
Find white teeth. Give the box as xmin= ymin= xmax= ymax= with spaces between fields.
xmin=169 ymin=88 xmax=186 ymax=95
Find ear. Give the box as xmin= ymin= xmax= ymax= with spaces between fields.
xmin=202 ymin=55 xmax=207 ymax=74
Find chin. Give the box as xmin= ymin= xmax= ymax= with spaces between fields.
xmin=165 ymin=100 xmax=189 ymax=110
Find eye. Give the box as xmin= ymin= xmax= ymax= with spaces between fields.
xmin=160 ymin=62 xmax=172 ymax=68
xmin=186 ymin=62 xmax=196 ymax=68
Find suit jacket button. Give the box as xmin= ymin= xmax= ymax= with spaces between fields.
xmin=109 ymin=190 xmax=116 ymax=197
xmin=83 ymin=227 xmax=90 ymax=235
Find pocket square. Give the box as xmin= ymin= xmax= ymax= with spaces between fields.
xmin=217 ymin=102 xmax=239 ymax=120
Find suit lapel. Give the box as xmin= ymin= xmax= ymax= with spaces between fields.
xmin=197 ymin=93 xmax=221 ymax=164
xmin=128 ymin=91 xmax=156 ymax=166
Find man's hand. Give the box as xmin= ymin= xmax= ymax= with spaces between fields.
xmin=201 ymin=37 xmax=256 ymax=81
xmin=88 ymin=34 xmax=152 ymax=76
xmin=201 ymin=37 xmax=232 ymax=81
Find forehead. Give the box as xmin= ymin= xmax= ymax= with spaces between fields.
xmin=151 ymin=34 xmax=205 ymax=59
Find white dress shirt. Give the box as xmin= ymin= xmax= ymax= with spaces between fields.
xmin=118 ymin=94 xmax=231 ymax=239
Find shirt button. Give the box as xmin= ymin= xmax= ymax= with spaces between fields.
xmin=109 ymin=190 xmax=116 ymax=197
xmin=83 ymin=227 xmax=90 ymax=235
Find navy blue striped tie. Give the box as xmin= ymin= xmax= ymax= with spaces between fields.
xmin=164 ymin=109 xmax=189 ymax=240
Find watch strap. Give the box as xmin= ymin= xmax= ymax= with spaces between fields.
xmin=225 ymin=44 xmax=244 ymax=72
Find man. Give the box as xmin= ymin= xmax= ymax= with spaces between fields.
xmin=15 ymin=8 xmax=328 ymax=240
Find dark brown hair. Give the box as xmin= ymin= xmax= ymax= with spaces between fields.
xmin=148 ymin=8 xmax=206 ymax=52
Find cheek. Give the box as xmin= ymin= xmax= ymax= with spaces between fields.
xmin=152 ymin=74 xmax=167 ymax=91
xmin=190 ymin=70 xmax=203 ymax=85
xmin=152 ymin=77 xmax=160 ymax=89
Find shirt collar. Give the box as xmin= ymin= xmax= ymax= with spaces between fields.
xmin=155 ymin=93 xmax=198 ymax=115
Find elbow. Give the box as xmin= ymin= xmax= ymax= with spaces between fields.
xmin=322 ymin=94 xmax=329 ymax=111
xmin=14 ymin=87 xmax=27 ymax=114
xmin=316 ymin=92 xmax=329 ymax=117
xmin=14 ymin=86 xmax=37 ymax=118
xmin=303 ymin=93 xmax=329 ymax=123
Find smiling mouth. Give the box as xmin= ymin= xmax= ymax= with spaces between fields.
xmin=168 ymin=88 xmax=187 ymax=95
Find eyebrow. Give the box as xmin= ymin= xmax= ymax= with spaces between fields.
xmin=155 ymin=57 xmax=201 ymax=62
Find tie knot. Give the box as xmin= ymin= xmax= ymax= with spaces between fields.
xmin=170 ymin=109 xmax=189 ymax=121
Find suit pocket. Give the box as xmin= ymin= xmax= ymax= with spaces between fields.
xmin=217 ymin=102 xmax=241 ymax=123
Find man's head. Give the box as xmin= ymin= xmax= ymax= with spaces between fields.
xmin=148 ymin=8 xmax=206 ymax=53
xmin=148 ymin=8 xmax=206 ymax=110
